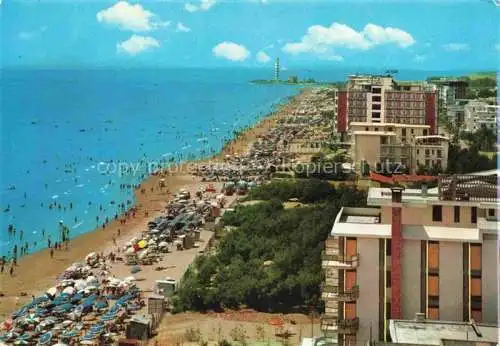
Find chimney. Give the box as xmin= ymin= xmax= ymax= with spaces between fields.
xmin=415 ymin=313 xmax=425 ymax=322
xmin=391 ymin=185 xmax=404 ymax=320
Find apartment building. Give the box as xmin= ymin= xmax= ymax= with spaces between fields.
xmin=321 ymin=172 xmax=499 ymax=346
xmin=350 ymin=122 xmax=449 ymax=173
xmin=337 ymin=75 xmax=437 ymax=133
xmin=434 ymin=79 xmax=469 ymax=107
xmin=463 ymin=101 xmax=499 ymax=132
xmin=336 ymin=75 xmax=448 ymax=173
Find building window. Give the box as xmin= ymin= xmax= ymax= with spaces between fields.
xmin=374 ymin=127 xmax=379 ymax=131
xmin=402 ymin=128 xmax=407 ymax=137
xmin=454 ymin=206 xmax=460 ymax=223
xmin=373 ymin=95 xmax=381 ymax=102
xmin=428 ymin=295 xmax=439 ymax=308
xmin=386 ymin=239 xmax=392 ymax=256
xmin=381 ymin=136 xmax=388 ymax=145
xmin=425 ymin=149 xmax=430 ymax=156
xmin=437 ymin=150 xmax=442 ymax=158
xmin=423 ymin=129 xmax=428 ymax=136
xmin=387 ymin=127 xmax=393 ymax=132
xmin=488 ymin=209 xmax=495 ymax=217
xmin=386 ymin=270 xmax=392 ymax=288
xmin=471 ymin=207 xmax=477 ymax=224
xmin=425 ymin=160 xmax=430 ymax=166
xmin=365 ymin=127 xmax=369 ymax=131
xmin=432 ymin=205 xmax=443 ymax=222
xmin=471 ymin=296 xmax=482 ymax=311
xmin=417 ymin=149 xmax=419 ymax=155
xmin=411 ymin=129 xmax=414 ymax=134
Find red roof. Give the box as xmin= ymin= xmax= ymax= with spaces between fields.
xmin=370 ymin=172 xmax=437 ymax=184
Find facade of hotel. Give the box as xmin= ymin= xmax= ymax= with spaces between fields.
xmin=463 ymin=101 xmax=499 ymax=132
xmin=336 ymin=75 xmax=449 ymax=173
xmin=321 ymin=172 xmax=499 ymax=345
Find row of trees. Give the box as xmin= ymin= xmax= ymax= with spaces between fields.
xmin=173 ymin=180 xmax=367 ymax=313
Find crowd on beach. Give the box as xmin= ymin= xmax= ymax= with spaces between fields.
xmin=0 ymin=87 xmax=338 ymax=344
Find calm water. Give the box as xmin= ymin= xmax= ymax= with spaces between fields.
xmin=0 ymin=67 xmax=471 ymax=258
xmin=0 ymin=68 xmax=302 ymax=258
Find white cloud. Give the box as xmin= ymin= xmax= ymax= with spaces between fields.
xmin=363 ymin=24 xmax=414 ymax=48
xmin=413 ymin=54 xmax=426 ymax=62
xmin=260 ymin=0 xmax=269 ymax=3
xmin=185 ymin=0 xmax=216 ymax=12
xmin=176 ymin=22 xmax=191 ymax=33
xmin=116 ymin=35 xmax=160 ymax=55
xmin=213 ymin=42 xmax=250 ymax=62
xmin=97 ymin=1 xmax=167 ymax=32
xmin=256 ymin=51 xmax=271 ymax=63
xmin=442 ymin=43 xmax=469 ymax=52
xmin=495 ymin=44 xmax=500 ymax=51
xmin=282 ymin=22 xmax=415 ymax=56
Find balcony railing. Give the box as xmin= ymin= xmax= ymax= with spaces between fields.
xmin=322 ymin=252 xmax=359 ymax=269
xmin=320 ymin=316 xmax=360 ymax=334
xmin=322 ymin=285 xmax=360 ymax=301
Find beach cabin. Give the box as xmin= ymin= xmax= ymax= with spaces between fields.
xmin=155 ymin=278 xmax=177 ymax=298
xmin=126 ymin=315 xmax=152 ymax=341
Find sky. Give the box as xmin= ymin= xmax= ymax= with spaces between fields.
xmin=1 ymin=0 xmax=499 ymax=70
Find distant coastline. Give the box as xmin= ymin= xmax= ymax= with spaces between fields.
xmin=250 ymin=79 xmax=342 ymax=87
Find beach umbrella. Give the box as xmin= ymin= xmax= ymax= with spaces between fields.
xmin=38 ymin=331 xmax=52 ymax=345
xmin=74 ymin=280 xmax=86 ymax=292
xmin=86 ymin=275 xmax=98 ymax=285
xmin=99 ymin=314 xmax=115 ymax=322
xmin=62 ymin=329 xmax=79 ymax=338
xmin=62 ymin=286 xmax=75 ymax=295
xmin=94 ymin=300 xmax=108 ymax=310
xmin=32 ymin=296 xmax=49 ymax=305
xmin=53 ymin=303 xmax=73 ymax=313
xmin=46 ymin=287 xmax=57 ymax=297
xmin=16 ymin=333 xmax=31 ymax=341
xmin=71 ymin=293 xmax=83 ymax=303
xmin=137 ymin=240 xmax=147 ymax=249
xmin=2 ymin=318 xmax=13 ymax=331
xmin=12 ymin=307 xmax=28 ymax=319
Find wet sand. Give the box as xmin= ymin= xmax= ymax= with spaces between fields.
xmin=0 ymin=88 xmax=311 ymax=320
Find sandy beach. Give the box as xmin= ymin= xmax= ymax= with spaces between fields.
xmin=0 ymin=88 xmax=313 ymax=321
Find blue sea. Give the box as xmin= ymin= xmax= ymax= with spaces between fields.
xmin=0 ymin=67 xmax=472 ymax=258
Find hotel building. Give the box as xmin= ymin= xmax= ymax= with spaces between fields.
xmin=336 ymin=75 xmax=449 ymax=173
xmin=321 ymin=172 xmax=499 ymax=345
xmin=463 ymin=101 xmax=499 ymax=133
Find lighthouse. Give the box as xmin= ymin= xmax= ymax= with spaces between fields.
xmin=274 ymin=57 xmax=280 ymax=81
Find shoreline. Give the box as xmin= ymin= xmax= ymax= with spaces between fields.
xmin=0 ymin=87 xmax=312 ymax=320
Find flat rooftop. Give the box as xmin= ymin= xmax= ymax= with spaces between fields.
xmin=389 ymin=319 xmax=499 ymax=345
xmin=367 ymin=187 xmax=499 ymax=208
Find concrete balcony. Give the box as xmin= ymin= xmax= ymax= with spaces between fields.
xmin=321 ymin=316 xmax=360 ymax=334
xmin=322 ymin=252 xmax=359 ymax=269
xmin=322 ymin=285 xmax=360 ymax=301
